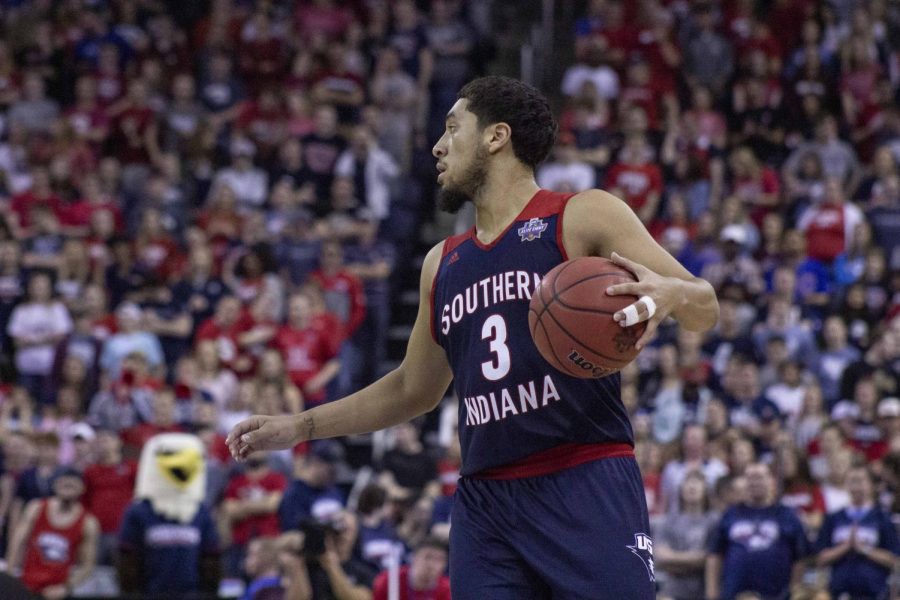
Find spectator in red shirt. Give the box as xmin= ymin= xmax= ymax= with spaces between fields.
xmin=604 ymin=134 xmax=663 ymax=224
xmin=10 ymin=166 xmax=64 ymax=230
xmin=372 ymin=536 xmax=451 ymax=600
xmin=120 ymin=388 xmax=183 ymax=456
xmin=83 ymin=428 xmax=136 ymax=564
xmin=273 ymin=292 xmax=341 ymax=406
xmin=61 ymin=173 xmax=124 ymax=235
xmin=310 ymin=241 xmax=366 ymax=341
xmin=798 ymin=178 xmax=865 ymax=264
xmin=295 ymin=0 xmax=355 ymax=41
xmin=196 ymin=295 xmax=249 ymax=372
xmin=108 ymin=78 xmax=160 ymax=169
xmin=221 ymin=452 xmax=287 ymax=576
xmin=729 ymin=146 xmax=782 ymax=227
xmin=64 ymin=76 xmax=110 ymax=149
xmin=310 ymin=240 xmax=366 ymax=398
xmin=7 ymin=468 xmax=99 ymax=599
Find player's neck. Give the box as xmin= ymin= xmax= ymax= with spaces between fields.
xmin=472 ymin=169 xmax=540 ymax=244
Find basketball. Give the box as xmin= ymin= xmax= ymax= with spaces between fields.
xmin=528 ymin=257 xmax=646 ymax=378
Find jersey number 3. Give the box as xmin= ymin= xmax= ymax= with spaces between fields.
xmin=481 ymin=314 xmax=511 ymax=381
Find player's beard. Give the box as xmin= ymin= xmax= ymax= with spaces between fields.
xmin=437 ymin=145 xmax=489 ymax=214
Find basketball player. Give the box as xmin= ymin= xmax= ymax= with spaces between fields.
xmin=228 ymin=76 xmax=719 ymax=598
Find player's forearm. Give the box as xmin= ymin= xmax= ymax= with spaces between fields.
xmin=670 ymin=277 xmax=719 ymax=332
xmin=294 ymin=368 xmax=441 ymax=442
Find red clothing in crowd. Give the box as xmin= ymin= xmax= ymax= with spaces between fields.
xmin=781 ymin=482 xmax=825 ymax=517
xmin=273 ymin=324 xmax=339 ymax=405
xmin=372 ymin=566 xmax=452 ymax=600
xmin=21 ymin=500 xmax=88 ymax=593
xmin=309 ymin=270 xmax=367 ymax=338
xmin=311 ymin=311 xmax=345 ymax=357
xmin=61 ymin=200 xmax=124 ymax=231
xmin=110 ymin=106 xmax=155 ymax=165
xmin=83 ymin=459 xmax=137 ymax=534
xmin=90 ymin=314 xmax=117 ymax=342
xmin=604 ymin=162 xmax=663 ymax=213
xmin=134 ymin=234 xmax=181 ymax=279
xmin=799 ymin=202 xmax=862 ymax=263
xmin=196 ymin=316 xmax=247 ymax=368
xmin=10 ymin=189 xmax=64 ymax=228
xmin=437 ymin=458 xmax=460 ymax=497
xmin=223 ymin=470 xmax=287 ymax=546
xmin=121 ymin=423 xmax=183 ymax=455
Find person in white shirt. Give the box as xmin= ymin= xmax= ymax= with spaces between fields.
xmin=560 ymin=37 xmax=620 ymax=101
xmin=536 ymin=132 xmax=596 ymax=193
xmin=7 ymin=271 xmax=72 ymax=404
xmin=213 ymin=137 xmax=269 ymax=211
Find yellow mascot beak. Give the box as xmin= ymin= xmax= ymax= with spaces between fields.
xmin=155 ymin=445 xmax=203 ymax=489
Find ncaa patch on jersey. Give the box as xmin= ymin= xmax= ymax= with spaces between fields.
xmin=627 ymin=533 xmax=655 ymax=582
xmin=518 ymin=217 xmax=548 ymax=242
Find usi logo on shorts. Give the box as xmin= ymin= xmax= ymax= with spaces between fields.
xmin=627 ymin=533 xmax=655 ymax=582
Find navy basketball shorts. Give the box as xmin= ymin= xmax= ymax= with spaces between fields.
xmin=450 ymin=455 xmax=655 ymax=599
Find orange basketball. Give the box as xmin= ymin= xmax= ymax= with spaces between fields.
xmin=528 ymin=257 xmax=646 ymax=378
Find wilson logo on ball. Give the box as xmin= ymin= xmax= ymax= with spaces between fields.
xmin=567 ymin=350 xmax=614 ymax=378
xmin=613 ymin=328 xmax=639 ymax=353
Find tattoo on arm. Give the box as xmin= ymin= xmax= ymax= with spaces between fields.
xmin=302 ymin=415 xmax=316 ymax=441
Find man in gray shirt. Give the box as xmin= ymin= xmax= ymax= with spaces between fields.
xmin=783 ymin=115 xmax=861 ymax=196
xmin=8 ymin=74 xmax=59 ymax=135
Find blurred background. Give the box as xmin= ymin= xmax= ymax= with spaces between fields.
xmin=0 ymin=0 xmax=896 ymax=599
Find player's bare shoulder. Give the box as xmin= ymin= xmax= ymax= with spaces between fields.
xmin=562 ymin=188 xmax=642 ymax=258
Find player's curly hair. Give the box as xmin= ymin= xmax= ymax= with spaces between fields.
xmin=458 ymin=76 xmax=557 ymax=170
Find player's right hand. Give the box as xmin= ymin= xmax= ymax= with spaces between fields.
xmin=226 ymin=414 xmax=302 ymax=461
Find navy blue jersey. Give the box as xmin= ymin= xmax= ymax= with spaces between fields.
xmin=709 ymin=503 xmax=810 ymax=600
xmin=118 ymin=499 xmax=219 ymax=594
xmin=815 ymin=506 xmax=900 ymax=598
xmin=431 ymin=190 xmax=634 ymax=476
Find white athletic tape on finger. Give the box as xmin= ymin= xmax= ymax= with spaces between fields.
xmin=622 ymin=303 xmax=640 ymax=327
xmin=640 ymin=295 xmax=657 ymax=320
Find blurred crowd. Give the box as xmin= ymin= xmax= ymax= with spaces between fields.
xmin=543 ymin=1 xmax=900 ymax=599
xmin=0 ymin=0 xmax=487 ymax=598
xmin=0 ymin=0 xmax=898 ymax=599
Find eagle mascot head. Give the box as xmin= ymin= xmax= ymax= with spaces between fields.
xmin=135 ymin=433 xmax=206 ymax=523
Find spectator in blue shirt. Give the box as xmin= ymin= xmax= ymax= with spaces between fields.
xmin=706 ymin=462 xmax=810 ymax=600
xmin=278 ymin=441 xmax=345 ymax=532
xmin=99 ymin=302 xmax=165 ymax=379
xmin=815 ymin=466 xmax=900 ymax=600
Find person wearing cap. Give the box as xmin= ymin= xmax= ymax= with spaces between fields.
xmin=277 ymin=441 xmax=344 ymax=533
xmin=99 ymin=302 xmax=164 ymax=379
xmin=7 ymin=467 xmax=99 ymax=599
xmin=700 ymin=224 xmax=765 ymax=296
xmin=816 ymin=466 xmax=900 ymax=600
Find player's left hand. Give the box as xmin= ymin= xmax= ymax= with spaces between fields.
xmin=606 ymin=252 xmax=683 ymax=350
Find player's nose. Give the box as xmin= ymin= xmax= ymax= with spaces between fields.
xmin=432 ymin=138 xmax=446 ymax=158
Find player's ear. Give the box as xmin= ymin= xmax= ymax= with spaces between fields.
xmin=485 ymin=122 xmax=512 ymax=155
